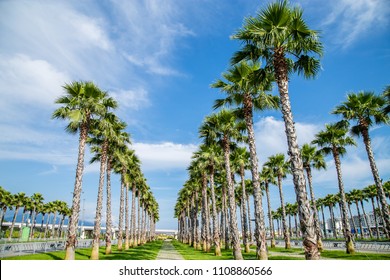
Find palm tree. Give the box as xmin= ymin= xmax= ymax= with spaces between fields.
xmin=316 ymin=198 xmax=327 ymax=239
xmin=0 ymin=187 xmax=12 ymax=234
xmin=231 ymin=146 xmax=251 ymax=253
xmin=28 ymin=193 xmax=44 ymax=240
xmin=199 ymin=109 xmax=245 ymax=260
xmin=333 ymin=91 xmax=390 ymax=234
xmin=42 ymin=202 xmax=54 ymax=239
xmin=313 ymin=123 xmax=356 ymax=253
xmin=382 ymin=85 xmax=390 ymax=115
xmin=193 ymin=142 xmax=223 ymax=256
xmin=260 ymin=166 xmax=276 ymax=247
xmin=264 ymin=153 xmax=291 ymax=249
xmin=8 ymin=192 xmax=27 ymax=240
xmin=322 ymin=194 xmax=339 ymax=239
xmin=300 ymin=143 xmax=326 ymax=249
xmin=232 ymin=0 xmax=323 ymax=260
xmin=345 ymin=192 xmax=358 ymax=238
xmin=52 ymin=81 xmax=116 ymax=260
xmin=363 ymin=184 xmax=381 ymax=239
xmin=348 ymin=189 xmax=366 ymax=238
xmin=212 ymin=60 xmax=279 ymax=259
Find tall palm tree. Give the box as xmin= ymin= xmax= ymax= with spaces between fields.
xmin=110 ymin=131 xmax=131 ymax=251
xmin=300 ymin=143 xmax=326 ymax=249
xmin=199 ymin=109 xmax=245 ymax=260
xmin=88 ymin=111 xmax=121 ymax=259
xmin=231 ymin=146 xmax=251 ymax=253
xmin=363 ymin=184 xmax=381 ymax=239
xmin=322 ymin=194 xmax=338 ymax=239
xmin=345 ymin=192 xmax=358 ymax=238
xmin=52 ymin=81 xmax=116 ymax=260
xmin=28 ymin=193 xmax=44 ymax=240
xmin=8 ymin=192 xmax=27 ymax=240
xmin=193 ymin=142 xmax=223 ymax=256
xmin=0 ymin=187 xmax=12 ymax=233
xmin=212 ymin=60 xmax=279 ymax=259
xmin=264 ymin=153 xmax=291 ymax=249
xmin=315 ymin=198 xmax=327 ymax=239
xmin=359 ymin=189 xmax=373 ymax=238
xmin=232 ymin=0 xmax=323 ymax=260
xmin=188 ymin=155 xmax=210 ymax=252
xmin=260 ymin=167 xmax=276 ymax=247
xmin=348 ymin=189 xmax=366 ymax=238
xmin=333 ymin=91 xmax=390 ymax=234
xmin=313 ymin=123 xmax=356 ymax=253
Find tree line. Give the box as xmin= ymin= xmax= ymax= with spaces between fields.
xmin=0 ymin=188 xmax=70 ymax=240
xmin=174 ymin=0 xmax=389 ymax=260
xmin=51 ymin=81 xmax=159 ymax=260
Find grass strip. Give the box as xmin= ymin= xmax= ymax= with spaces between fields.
xmin=1 ymin=240 xmax=163 ymax=260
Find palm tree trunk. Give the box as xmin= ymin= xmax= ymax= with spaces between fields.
xmin=90 ymin=140 xmax=108 ymax=260
xmin=273 ymin=49 xmax=318 ymax=259
xmin=320 ymin=205 xmax=327 ymax=239
xmin=348 ymin=203 xmax=357 ymax=238
xmin=124 ymin=183 xmax=129 ymax=250
xmin=305 ymin=167 xmax=323 ymax=250
xmin=360 ymin=126 xmax=390 ymax=235
xmin=194 ymin=191 xmax=201 ymax=250
xmin=105 ymin=157 xmax=113 ymax=255
xmin=28 ymin=208 xmax=36 ymax=240
xmin=223 ymin=184 xmax=229 ymax=249
xmin=371 ymin=197 xmax=380 ymax=239
xmin=329 ymin=206 xmax=337 ymax=239
xmin=137 ymin=195 xmax=141 ymax=246
xmin=130 ymin=183 xmax=136 ymax=247
xmin=190 ymin=194 xmax=196 ymax=248
xmin=44 ymin=213 xmax=51 ymax=239
xmin=360 ymin=200 xmax=373 ymax=238
xmin=222 ymin=136 xmax=243 ymax=260
xmin=246 ymin=194 xmax=252 ymax=243
xmin=240 ymin=166 xmax=250 ymax=253
xmin=265 ymin=184 xmax=275 ymax=248
xmin=332 ymin=149 xmax=354 ymax=253
xmin=243 ymin=92 xmax=267 ymax=259
xmin=8 ymin=206 xmax=20 ymax=241
xmin=65 ymin=120 xmax=89 ymax=260
xmin=51 ymin=212 xmax=57 ymax=238
xmin=376 ymin=197 xmax=389 ymax=238
xmin=117 ymin=172 xmax=125 ymax=251
xmin=209 ymin=165 xmax=221 ymax=256
xmin=277 ymin=175 xmax=290 ymax=249
xmin=355 ymin=201 xmax=364 ymax=239
xmin=201 ymin=173 xmax=208 ymax=252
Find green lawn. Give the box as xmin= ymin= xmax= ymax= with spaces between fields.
xmin=0 ymin=240 xmax=163 ymax=260
xmin=171 ymin=241 xmax=390 ymax=260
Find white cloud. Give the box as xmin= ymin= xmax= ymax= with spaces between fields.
xmin=110 ymin=87 xmax=151 ymax=110
xmin=133 ymin=142 xmax=197 ymax=171
xmin=254 ymin=116 xmax=321 ymax=165
xmin=0 ymin=54 xmax=69 ymax=114
xmin=321 ymin=0 xmax=390 ymax=47
xmin=112 ymin=0 xmax=194 ymax=76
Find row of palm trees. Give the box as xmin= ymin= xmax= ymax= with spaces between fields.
xmin=268 ymin=182 xmax=390 ymax=242
xmin=52 ymin=80 xmax=159 ymax=260
xmin=0 ymin=187 xmax=70 ymax=240
xmin=174 ymin=0 xmax=389 ymax=260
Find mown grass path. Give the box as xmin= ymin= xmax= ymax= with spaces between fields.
xmin=156 ymin=239 xmax=184 ymax=260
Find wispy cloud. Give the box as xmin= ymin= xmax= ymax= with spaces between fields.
xmin=133 ymin=142 xmax=197 ymax=171
xmin=320 ymin=0 xmax=390 ymax=48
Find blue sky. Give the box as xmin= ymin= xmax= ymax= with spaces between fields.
xmin=0 ymin=0 xmax=389 ymax=230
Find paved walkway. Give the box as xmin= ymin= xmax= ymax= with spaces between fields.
xmin=156 ymin=239 xmax=184 ymax=260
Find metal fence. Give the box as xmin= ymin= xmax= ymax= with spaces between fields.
xmin=0 ymin=239 xmax=118 ymax=258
